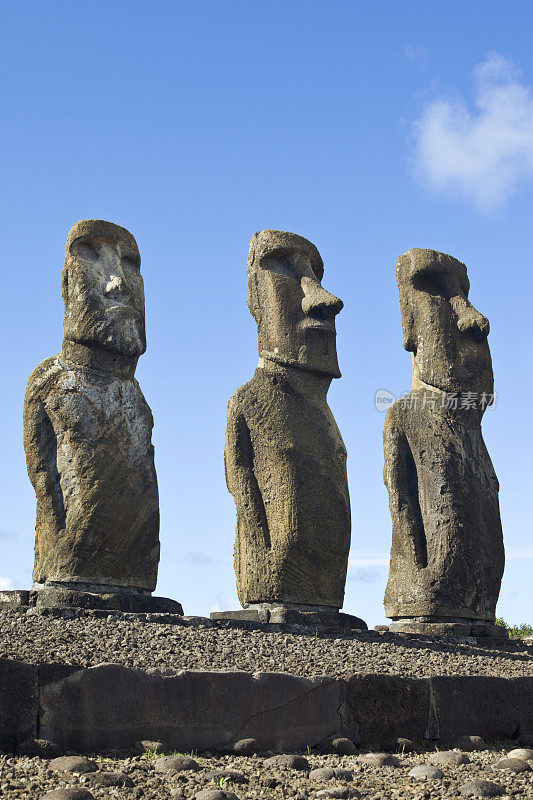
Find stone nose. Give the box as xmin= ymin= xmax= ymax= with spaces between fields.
xmin=457 ymin=304 xmax=490 ymax=341
xmin=301 ymin=277 xmax=343 ymax=319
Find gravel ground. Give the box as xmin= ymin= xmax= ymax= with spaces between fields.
xmin=1 ymin=744 xmax=532 ymax=799
xmin=0 ymin=608 xmax=532 ymax=677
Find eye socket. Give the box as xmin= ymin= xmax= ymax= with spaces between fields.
xmin=261 ymin=254 xmax=295 ymax=278
xmin=121 ymin=254 xmax=140 ymax=271
xmin=412 ymin=270 xmax=449 ymax=298
xmin=73 ymin=241 xmax=100 ymax=261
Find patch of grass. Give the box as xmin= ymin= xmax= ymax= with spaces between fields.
xmin=495 ymin=618 xmax=533 ymax=637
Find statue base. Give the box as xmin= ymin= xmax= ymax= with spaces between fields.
xmin=211 ymin=603 xmax=367 ymax=630
xmin=384 ymin=617 xmax=508 ymax=639
xmin=29 ymin=582 xmax=183 ymax=614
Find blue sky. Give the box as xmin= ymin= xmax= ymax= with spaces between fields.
xmin=1 ymin=1 xmax=532 ymax=626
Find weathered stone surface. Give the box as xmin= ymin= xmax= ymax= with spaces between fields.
xmin=211 ymin=607 xmax=366 ymax=630
xmin=225 ymin=230 xmax=353 ymax=611
xmin=33 ymin=586 xmax=182 ymax=614
xmin=408 ymin=765 xmax=444 ymax=779
xmin=315 ymin=790 xmax=360 ymax=799
xmin=192 ymin=792 xmax=240 ymax=800
xmin=0 ymin=657 xmax=38 ymax=751
xmin=0 ymin=590 xmax=29 ymax=607
xmin=39 ymin=664 xmax=343 ymax=753
xmin=389 ymin=621 xmax=471 ymax=638
xmin=41 ymin=791 xmax=95 ymax=800
xmin=384 ymin=249 xmax=504 ymax=623
xmin=345 ymin=674 xmax=430 ymax=748
xmin=386 ymin=737 xmax=417 ymax=752
xmin=429 ymin=675 xmax=533 ymax=743
xmin=24 ymin=219 xmax=160 ymax=597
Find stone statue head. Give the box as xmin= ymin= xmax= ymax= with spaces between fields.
xmin=61 ymin=219 xmax=146 ymax=358
xmin=247 ymin=230 xmax=343 ymax=378
xmin=397 ymin=248 xmax=493 ymax=397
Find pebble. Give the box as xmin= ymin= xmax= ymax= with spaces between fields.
xmin=408 ymin=764 xmax=444 ymax=779
xmin=263 ymin=754 xmax=309 ymax=770
xmin=429 ymin=749 xmax=470 ymax=766
xmin=456 ymin=735 xmax=486 ymax=751
xmin=191 ymin=791 xmax=240 ymax=800
xmin=85 ymin=770 xmax=134 ymax=786
xmin=1 ymin=608 xmax=530 ymax=679
xmin=309 ymin=767 xmax=352 ymax=781
xmin=48 ymin=756 xmax=97 ymax=774
xmin=154 ymin=755 xmax=200 ymax=773
xmin=492 ymin=757 xmax=531 ymax=773
xmin=315 ymin=789 xmax=360 ymax=799
xmin=18 ymin=738 xmax=60 ymax=758
xmin=231 ymin=738 xmax=258 ymax=755
xmin=327 ymin=738 xmax=357 ymax=755
xmin=358 ymin=752 xmax=400 ymax=766
xmin=41 ymin=791 xmax=95 ymax=800
xmin=205 ymin=768 xmax=247 ymax=783
xmin=459 ymin=779 xmax=505 ymax=797
xmin=507 ymin=747 xmax=533 ymax=760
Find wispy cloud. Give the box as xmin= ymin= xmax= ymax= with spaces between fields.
xmin=506 ymin=547 xmax=533 ymax=561
xmin=349 ymin=552 xmax=389 ymax=568
xmin=412 ymin=52 xmax=533 ymax=211
xmin=348 ymin=567 xmax=382 ymax=584
xmin=0 ymin=577 xmax=14 ymax=591
xmin=183 ymin=551 xmax=221 ymax=566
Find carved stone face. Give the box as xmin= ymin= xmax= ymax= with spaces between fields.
xmin=397 ymin=248 xmax=493 ymax=397
xmin=62 ymin=219 xmax=146 ymax=358
xmin=247 ymin=230 xmax=343 ymax=378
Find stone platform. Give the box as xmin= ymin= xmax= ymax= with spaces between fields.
xmin=383 ymin=619 xmax=509 ymax=640
xmin=1 ymin=655 xmax=532 ymax=755
xmin=211 ymin=604 xmax=367 ymax=630
xmin=0 ymin=587 xmax=183 ymax=615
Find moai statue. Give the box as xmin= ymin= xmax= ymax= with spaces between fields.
xmin=212 ymin=230 xmax=366 ymax=628
xmin=383 ymin=248 xmax=505 ymax=638
xmin=24 ymin=219 xmax=182 ymax=613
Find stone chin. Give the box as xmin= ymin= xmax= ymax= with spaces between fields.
xmin=66 ymin=313 xmax=146 ymax=359
xmin=261 ymin=349 xmax=341 ymax=379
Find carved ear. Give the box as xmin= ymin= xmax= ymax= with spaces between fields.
xmin=400 ymin=301 xmax=416 ymax=353
xmin=247 ymin=272 xmax=261 ymax=325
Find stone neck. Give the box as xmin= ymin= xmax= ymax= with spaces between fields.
xmin=61 ymin=339 xmax=137 ymax=380
xmin=411 ymin=372 xmax=484 ymax=425
xmin=258 ymin=356 xmax=332 ymax=404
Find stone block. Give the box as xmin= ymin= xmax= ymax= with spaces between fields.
xmin=0 ymin=658 xmax=38 ymax=751
xmin=40 ymin=664 xmax=344 ymax=753
xmin=345 ymin=674 xmax=430 ymax=747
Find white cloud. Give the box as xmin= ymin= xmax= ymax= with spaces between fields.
xmin=412 ymin=52 xmax=533 ymax=211
xmin=506 ymin=546 xmax=533 ymax=560
xmin=0 ymin=576 xmax=14 ymax=590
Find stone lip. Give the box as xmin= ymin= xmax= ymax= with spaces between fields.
xmin=1 ymin=586 xmax=183 ymax=615
xmin=211 ymin=607 xmax=367 ymax=630
xmin=32 ymin=587 xmax=183 ymax=615
xmin=385 ymin=620 xmax=508 ymax=640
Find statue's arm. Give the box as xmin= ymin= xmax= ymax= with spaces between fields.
xmin=224 ymin=398 xmax=270 ymax=548
xmin=383 ymin=407 xmax=427 ymax=567
xmin=23 ymin=379 xmax=65 ymax=527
